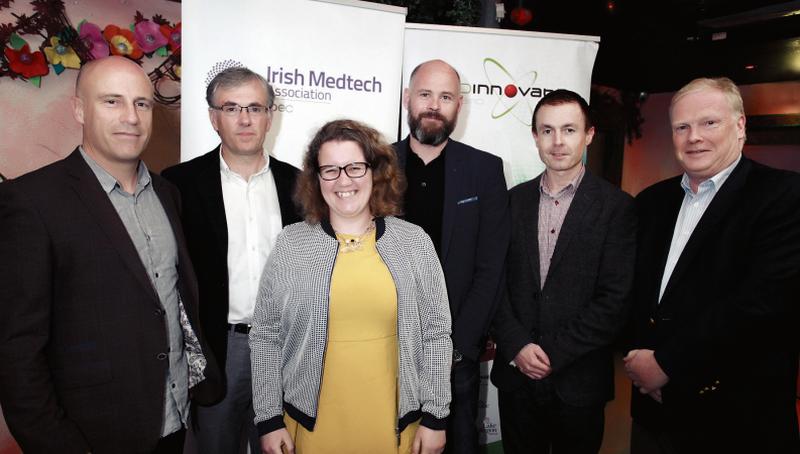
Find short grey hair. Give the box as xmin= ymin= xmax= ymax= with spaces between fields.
xmin=205 ymin=67 xmax=275 ymax=108
xmin=671 ymin=77 xmax=744 ymax=118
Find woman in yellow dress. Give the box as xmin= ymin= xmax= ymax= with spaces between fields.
xmin=250 ymin=119 xmax=452 ymax=454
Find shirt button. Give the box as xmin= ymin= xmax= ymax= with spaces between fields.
xmin=554 ymin=200 xmax=559 ymax=206
xmin=421 ymin=182 xmax=427 ymax=188
xmin=550 ymin=229 xmax=555 ymax=234
xmin=171 ymin=383 xmax=176 ymax=389
xmin=155 ymin=272 xmax=159 ymax=278
xmin=156 ymin=353 xmax=167 ymax=360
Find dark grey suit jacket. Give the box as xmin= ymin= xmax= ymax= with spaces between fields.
xmin=0 ymin=149 xmax=221 ymax=453
xmin=392 ymin=137 xmax=510 ymax=361
xmin=491 ymin=170 xmax=636 ymax=406
xmin=631 ymin=158 xmax=800 ymax=452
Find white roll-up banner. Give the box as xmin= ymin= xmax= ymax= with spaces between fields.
xmin=402 ymin=23 xmax=599 ymax=188
xmin=402 ymin=23 xmax=599 ymax=451
xmin=182 ymin=0 xmax=407 ymax=166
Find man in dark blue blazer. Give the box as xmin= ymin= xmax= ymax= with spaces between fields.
xmin=625 ymin=77 xmax=800 ymax=454
xmin=392 ymin=59 xmax=510 ymax=454
xmin=0 ymin=56 xmax=221 ymax=454
xmin=162 ymin=67 xmax=300 ymax=454
xmin=491 ymin=90 xmax=636 ymax=453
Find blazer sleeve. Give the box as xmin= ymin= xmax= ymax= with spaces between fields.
xmin=0 ymin=183 xmax=92 ymax=453
xmin=249 ymin=230 xmax=290 ymax=436
xmin=451 ymin=155 xmax=511 ymax=360
xmin=540 ymin=193 xmax=637 ymax=372
xmin=412 ymin=228 xmax=453 ymax=430
xmin=654 ymin=177 xmax=800 ymax=382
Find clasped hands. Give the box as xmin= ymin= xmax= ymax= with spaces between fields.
xmin=624 ymin=349 xmax=669 ymax=403
xmin=513 ymin=343 xmax=552 ymax=380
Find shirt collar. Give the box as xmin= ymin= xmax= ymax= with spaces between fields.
xmin=680 ymin=154 xmax=741 ymax=195
xmin=219 ymin=146 xmax=271 ymax=178
xmin=540 ymin=165 xmax=585 ymax=198
xmin=79 ymin=146 xmax=150 ymax=194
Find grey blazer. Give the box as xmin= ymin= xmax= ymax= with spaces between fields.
xmin=250 ymin=216 xmax=452 ymax=436
xmin=491 ymin=170 xmax=636 ymax=406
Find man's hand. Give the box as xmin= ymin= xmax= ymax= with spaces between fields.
xmin=514 ymin=343 xmax=552 ymax=380
xmin=260 ymin=428 xmax=294 ymax=454
xmin=624 ymin=349 xmax=669 ymax=396
xmin=412 ymin=426 xmax=445 ymax=454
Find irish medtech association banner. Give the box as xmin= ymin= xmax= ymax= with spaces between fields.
xmin=182 ymin=0 xmax=406 ymax=166
xmin=402 ymin=24 xmax=599 ymax=188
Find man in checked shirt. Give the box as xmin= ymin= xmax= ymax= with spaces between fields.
xmin=491 ymin=89 xmax=636 ymax=454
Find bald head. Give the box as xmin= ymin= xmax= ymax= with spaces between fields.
xmin=75 ymin=56 xmax=152 ymax=98
xmin=409 ymin=59 xmax=461 ymax=87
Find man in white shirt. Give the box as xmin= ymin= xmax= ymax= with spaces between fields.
xmin=625 ymin=77 xmax=800 ymax=454
xmin=162 ymin=66 xmax=300 ymax=453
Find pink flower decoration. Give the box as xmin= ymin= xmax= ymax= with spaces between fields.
xmin=134 ymin=20 xmax=168 ymax=54
xmin=78 ymin=22 xmax=109 ymax=59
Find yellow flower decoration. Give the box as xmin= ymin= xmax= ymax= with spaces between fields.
xmin=43 ymin=37 xmax=81 ymax=69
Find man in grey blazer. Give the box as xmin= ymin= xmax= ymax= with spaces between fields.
xmin=491 ymin=89 xmax=636 ymax=454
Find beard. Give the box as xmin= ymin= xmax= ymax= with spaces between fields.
xmin=408 ymin=110 xmax=456 ymax=146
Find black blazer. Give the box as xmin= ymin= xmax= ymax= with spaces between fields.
xmin=393 ymin=137 xmax=510 ymax=361
xmin=630 ymin=158 xmax=800 ymax=453
xmin=0 ymin=150 xmax=221 ymax=454
xmin=491 ymin=171 xmax=636 ymax=406
xmin=161 ymin=147 xmax=300 ymax=393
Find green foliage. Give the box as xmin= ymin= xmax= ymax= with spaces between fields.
xmin=370 ymin=0 xmax=481 ymax=26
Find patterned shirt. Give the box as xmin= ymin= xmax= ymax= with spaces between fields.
xmin=658 ymin=155 xmax=741 ymax=302
xmin=538 ymin=166 xmax=585 ymax=287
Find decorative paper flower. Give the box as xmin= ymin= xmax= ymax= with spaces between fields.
xmin=159 ymin=22 xmax=181 ymax=52
xmin=4 ymin=44 xmax=49 ymax=78
xmin=43 ymin=36 xmax=81 ymax=69
xmin=102 ymin=24 xmax=143 ymax=60
xmin=134 ymin=20 xmax=168 ymax=54
xmin=78 ymin=22 xmax=109 ymax=59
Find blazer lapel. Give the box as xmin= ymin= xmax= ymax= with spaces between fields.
xmin=546 ymin=172 xmax=599 ymax=280
xmin=64 ymin=150 xmax=158 ymax=303
xmin=196 ymin=148 xmax=229 ymax=261
xmin=661 ymin=159 xmax=751 ymax=303
xmin=521 ymin=177 xmax=542 ymax=291
xmin=441 ymin=140 xmax=465 ymax=262
xmin=644 ymin=184 xmax=684 ymax=311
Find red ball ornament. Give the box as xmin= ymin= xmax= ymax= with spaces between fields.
xmin=510 ymin=7 xmax=533 ymax=26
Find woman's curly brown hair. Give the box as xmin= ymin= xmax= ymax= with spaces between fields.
xmin=294 ymin=119 xmax=407 ymax=224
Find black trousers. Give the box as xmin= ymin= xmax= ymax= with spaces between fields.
xmin=444 ymin=357 xmax=481 ymax=454
xmin=498 ymin=380 xmax=604 ymax=454
xmin=152 ymin=429 xmax=186 ymax=454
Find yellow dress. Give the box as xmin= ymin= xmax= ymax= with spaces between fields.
xmin=284 ymin=229 xmax=419 ymax=453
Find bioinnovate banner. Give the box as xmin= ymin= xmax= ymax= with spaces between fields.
xmin=402 ymin=24 xmax=598 ymax=450
xmin=182 ymin=0 xmax=406 ymax=166
xmin=402 ymin=24 xmax=599 ymax=188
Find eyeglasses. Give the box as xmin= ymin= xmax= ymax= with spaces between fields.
xmin=318 ymin=162 xmax=371 ymax=181
xmin=211 ymin=104 xmax=269 ymax=116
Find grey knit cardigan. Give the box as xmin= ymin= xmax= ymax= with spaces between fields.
xmin=250 ymin=216 xmax=452 ymax=437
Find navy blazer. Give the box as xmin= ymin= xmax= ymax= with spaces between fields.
xmin=393 ymin=137 xmax=510 ymax=361
xmin=630 ymin=158 xmax=800 ymax=453
xmin=491 ymin=170 xmax=636 ymax=406
xmin=161 ymin=147 xmax=300 ymax=394
xmin=0 ymin=150 xmax=221 ymax=453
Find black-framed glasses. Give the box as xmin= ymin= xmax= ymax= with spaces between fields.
xmin=318 ymin=162 xmax=371 ymax=181
xmin=210 ymin=104 xmax=269 ymax=116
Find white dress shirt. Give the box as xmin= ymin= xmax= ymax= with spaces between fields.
xmin=220 ymin=150 xmax=283 ymax=324
xmin=659 ymin=155 xmax=741 ymax=302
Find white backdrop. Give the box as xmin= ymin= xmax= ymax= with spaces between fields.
xmin=402 ymin=24 xmax=599 ymax=188
xmin=182 ymin=0 xmax=406 ymax=167
xmin=402 ymin=24 xmax=599 ymax=450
